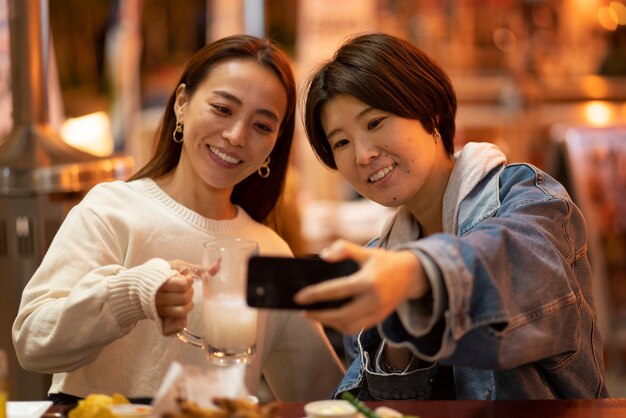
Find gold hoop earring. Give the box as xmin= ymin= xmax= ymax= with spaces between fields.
xmin=173 ymin=121 xmax=184 ymax=143
xmin=257 ymin=157 xmax=270 ymax=178
xmin=433 ymin=128 xmax=441 ymax=145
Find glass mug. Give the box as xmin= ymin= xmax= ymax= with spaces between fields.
xmin=178 ymin=237 xmax=259 ymax=366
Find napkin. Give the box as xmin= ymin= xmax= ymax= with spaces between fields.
xmin=151 ymin=361 xmax=250 ymax=416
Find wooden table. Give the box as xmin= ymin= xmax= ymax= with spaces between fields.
xmin=275 ymin=399 xmax=626 ymax=418
xmin=45 ymin=399 xmax=626 ymax=418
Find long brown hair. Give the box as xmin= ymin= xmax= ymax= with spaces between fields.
xmin=304 ymin=32 xmax=456 ymax=169
xmin=129 ymin=35 xmax=296 ymax=223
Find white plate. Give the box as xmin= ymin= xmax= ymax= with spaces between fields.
xmin=7 ymin=401 xmax=53 ymax=418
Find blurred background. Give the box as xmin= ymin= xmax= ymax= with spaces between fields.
xmin=0 ymin=0 xmax=624 ymax=400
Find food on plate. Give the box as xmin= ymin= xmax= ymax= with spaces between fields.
xmin=68 ymin=393 xmax=130 ymax=418
xmin=372 ymin=406 xmax=403 ymax=418
xmin=339 ymin=393 xmax=380 ymax=418
xmin=339 ymin=393 xmax=420 ymax=418
xmin=304 ymin=399 xmax=357 ymax=418
xmin=162 ymin=396 xmax=279 ymax=418
xmin=109 ymin=403 xmax=153 ymax=417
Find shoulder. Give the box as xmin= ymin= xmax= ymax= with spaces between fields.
xmin=254 ymin=226 xmax=294 ymax=257
xmin=237 ymin=210 xmax=293 ymax=256
xmin=81 ymin=180 xmax=139 ymax=204
xmin=68 ymin=179 xmax=154 ymax=224
xmin=496 ymin=163 xmax=584 ymax=231
xmin=500 ymin=163 xmax=573 ymax=203
xmin=79 ymin=178 xmax=160 ymax=207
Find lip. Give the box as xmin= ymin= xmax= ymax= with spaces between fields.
xmin=206 ymin=144 xmax=242 ymax=166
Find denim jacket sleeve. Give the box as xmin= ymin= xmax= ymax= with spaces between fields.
xmin=380 ymin=164 xmax=589 ymax=370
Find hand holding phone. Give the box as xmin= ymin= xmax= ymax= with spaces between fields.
xmin=246 ymin=255 xmax=359 ymax=310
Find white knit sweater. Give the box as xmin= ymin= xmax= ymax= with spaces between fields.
xmin=12 ymin=178 xmax=344 ymax=401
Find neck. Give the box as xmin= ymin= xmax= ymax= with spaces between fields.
xmin=155 ymin=168 xmax=237 ymax=220
xmin=406 ymin=155 xmax=455 ymax=237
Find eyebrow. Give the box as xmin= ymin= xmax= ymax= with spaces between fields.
xmin=214 ymin=90 xmax=280 ymax=122
xmin=326 ymin=106 xmax=375 ymax=140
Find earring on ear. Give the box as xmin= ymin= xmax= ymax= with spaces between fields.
xmin=257 ymin=157 xmax=270 ymax=178
xmin=173 ymin=121 xmax=184 ymax=143
xmin=433 ymin=128 xmax=441 ymax=145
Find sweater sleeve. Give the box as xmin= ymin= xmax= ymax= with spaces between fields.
xmin=12 ymin=200 xmax=174 ymax=374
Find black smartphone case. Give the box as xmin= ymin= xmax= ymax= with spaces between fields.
xmin=246 ymin=255 xmax=359 ymax=310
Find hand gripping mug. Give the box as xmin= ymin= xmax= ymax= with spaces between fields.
xmin=178 ymin=237 xmax=259 ymax=365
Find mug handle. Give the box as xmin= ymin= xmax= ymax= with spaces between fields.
xmin=177 ymin=327 xmax=204 ymax=348
xmin=176 ymin=267 xmax=205 ymax=348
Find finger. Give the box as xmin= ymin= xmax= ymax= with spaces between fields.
xmin=294 ymin=274 xmax=363 ymax=305
xmin=156 ymin=301 xmax=194 ymax=318
xmin=159 ymin=275 xmax=194 ymax=293
xmin=319 ymin=240 xmax=357 ymax=262
xmin=320 ymin=240 xmax=372 ymax=265
xmin=169 ymin=260 xmax=203 ymax=274
xmin=180 ymin=267 xmax=203 ymax=280
xmin=305 ymin=293 xmax=390 ymax=334
xmin=155 ymin=287 xmax=193 ymax=307
xmin=206 ymin=259 xmax=220 ymax=276
xmin=168 ymin=260 xmax=189 ymax=271
xmin=304 ymin=293 xmax=372 ymax=323
xmin=163 ymin=317 xmax=187 ymax=335
xmin=179 ymin=261 xmax=204 ymax=279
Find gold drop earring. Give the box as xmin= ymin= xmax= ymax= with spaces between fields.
xmin=258 ymin=157 xmax=270 ymax=178
xmin=173 ymin=120 xmax=184 ymax=143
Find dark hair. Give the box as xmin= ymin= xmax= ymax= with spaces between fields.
xmin=129 ymin=34 xmax=296 ymax=223
xmin=304 ymin=32 xmax=456 ymax=169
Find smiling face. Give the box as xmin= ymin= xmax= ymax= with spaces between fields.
xmin=321 ymin=94 xmax=441 ymax=209
xmin=174 ymin=59 xmax=287 ymax=194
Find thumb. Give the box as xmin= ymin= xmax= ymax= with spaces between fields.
xmin=320 ymin=239 xmax=368 ymax=264
xmin=162 ymin=317 xmax=187 ymax=336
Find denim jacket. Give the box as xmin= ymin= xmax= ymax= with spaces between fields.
xmin=335 ymin=142 xmax=608 ymax=400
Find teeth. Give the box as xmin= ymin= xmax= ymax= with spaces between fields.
xmin=209 ymin=145 xmax=241 ymax=164
xmin=369 ymin=163 xmax=397 ymax=183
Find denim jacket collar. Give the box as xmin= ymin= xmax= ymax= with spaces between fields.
xmin=379 ymin=142 xmax=507 ymax=244
xmin=442 ymin=142 xmax=506 ymax=235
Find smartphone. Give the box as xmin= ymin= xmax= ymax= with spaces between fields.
xmin=246 ymin=255 xmax=359 ymax=310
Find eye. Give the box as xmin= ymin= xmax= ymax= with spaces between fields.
xmin=367 ymin=117 xmax=385 ymax=130
xmin=254 ymin=122 xmax=274 ymax=133
xmin=332 ymin=139 xmax=349 ymax=150
xmin=212 ymin=104 xmax=231 ymax=115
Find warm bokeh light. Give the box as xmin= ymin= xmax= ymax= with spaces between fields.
xmin=583 ymin=101 xmax=614 ymax=126
xmin=60 ymin=111 xmax=113 ymax=157
xmin=493 ymin=28 xmax=517 ymax=52
xmin=581 ymin=75 xmax=611 ymax=98
xmin=532 ymin=4 xmax=554 ymax=28
xmin=609 ymin=1 xmax=626 ymax=25
xmin=598 ymin=6 xmax=619 ymax=30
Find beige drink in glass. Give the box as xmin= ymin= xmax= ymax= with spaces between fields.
xmin=203 ymin=297 xmax=257 ymax=363
xmin=179 ymin=237 xmax=259 ymax=366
